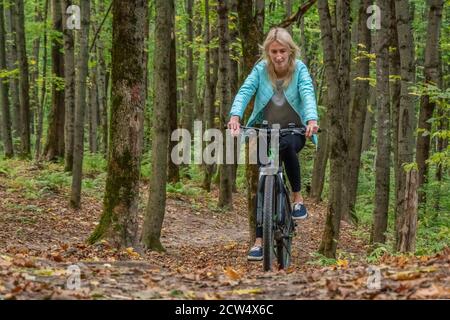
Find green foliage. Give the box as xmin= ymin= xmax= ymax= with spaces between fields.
xmin=307 ymin=252 xmax=337 ymax=266
xmin=83 ymin=153 xmax=107 ymax=175
xmin=166 ymin=181 xmax=202 ymax=196
xmin=366 ymin=244 xmax=391 ymax=264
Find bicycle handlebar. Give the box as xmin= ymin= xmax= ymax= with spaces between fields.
xmin=239 ymin=125 xmax=321 ymax=136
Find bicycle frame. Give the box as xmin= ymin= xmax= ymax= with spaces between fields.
xmin=243 ymin=122 xmax=297 ymax=228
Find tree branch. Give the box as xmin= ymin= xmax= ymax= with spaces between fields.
xmin=274 ymin=0 xmax=317 ymax=29
xmin=89 ymin=0 xmax=113 ymax=53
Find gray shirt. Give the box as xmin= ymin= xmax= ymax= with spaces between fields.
xmin=263 ymin=80 xmax=302 ymax=128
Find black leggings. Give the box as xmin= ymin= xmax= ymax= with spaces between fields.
xmin=255 ymin=133 xmax=306 ymax=238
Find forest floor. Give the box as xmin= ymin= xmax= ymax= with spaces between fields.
xmin=0 ymin=160 xmax=449 ymax=300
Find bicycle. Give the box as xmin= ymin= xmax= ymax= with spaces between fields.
xmin=240 ymin=121 xmax=313 ymax=271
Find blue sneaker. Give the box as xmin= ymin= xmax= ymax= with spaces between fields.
xmin=247 ymin=246 xmax=263 ymax=261
xmin=292 ymin=202 xmax=308 ymax=220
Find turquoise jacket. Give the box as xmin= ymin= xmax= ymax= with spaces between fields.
xmin=229 ymin=59 xmax=319 ymax=144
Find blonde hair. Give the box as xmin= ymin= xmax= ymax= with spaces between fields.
xmin=259 ymin=28 xmax=300 ymax=88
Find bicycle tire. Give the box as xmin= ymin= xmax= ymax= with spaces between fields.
xmin=277 ymin=195 xmax=293 ymax=269
xmin=263 ymin=175 xmax=276 ymax=271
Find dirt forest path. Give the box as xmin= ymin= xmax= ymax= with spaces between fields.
xmin=0 ymin=163 xmax=449 ymax=300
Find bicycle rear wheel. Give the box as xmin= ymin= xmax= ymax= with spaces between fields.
xmin=263 ymin=175 xmax=276 ymax=271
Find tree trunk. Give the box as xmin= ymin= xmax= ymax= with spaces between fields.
xmin=434 ymin=102 xmax=447 ymax=211
xmin=95 ymin=1 xmax=108 ymax=158
xmin=389 ymin=0 xmax=401 ymax=217
xmin=202 ymin=0 xmax=212 ymax=191
xmin=394 ymin=0 xmax=417 ymax=253
xmin=141 ymin=0 xmax=173 ymax=252
xmin=255 ymin=0 xmax=265 ymax=40
xmin=310 ymin=100 xmax=329 ymax=203
xmin=14 ymin=0 xmax=31 ymax=157
xmin=193 ymin=2 xmax=202 ymax=121
xmin=35 ymin=0 xmax=50 ymax=160
xmin=30 ymin=2 xmax=43 ymax=136
xmin=88 ymin=10 xmax=99 ymax=156
xmin=285 ymin=0 xmax=293 ymax=35
xmin=336 ymin=0 xmax=351 ymax=223
xmin=237 ymin=0 xmax=264 ymax=245
xmin=217 ymin=0 xmax=233 ymax=209
xmin=229 ymin=0 xmax=239 ymax=193
xmin=89 ymin=0 xmax=147 ymax=247
xmin=202 ymin=10 xmax=219 ymax=191
xmin=4 ymin=1 xmax=20 ymax=145
xmin=396 ymin=169 xmax=419 ymax=252
xmin=182 ymin=0 xmax=194 ymax=134
xmin=167 ymin=0 xmax=179 ymax=184
xmin=0 ymin=0 xmax=13 ymax=158
xmin=44 ymin=0 xmax=65 ymax=161
xmin=371 ymin=0 xmax=391 ymax=245
xmin=62 ymin=0 xmax=75 ymax=171
xmin=70 ymin=0 xmax=90 ymax=209
xmin=347 ymin=0 xmax=372 ymax=213
xmin=415 ymin=0 xmax=444 ymax=204
xmin=88 ymin=62 xmax=98 ymax=154
xmin=299 ymin=13 xmax=308 ymax=66
xmin=317 ymin=0 xmax=350 ymax=258
xmin=361 ymin=88 xmax=375 ymax=152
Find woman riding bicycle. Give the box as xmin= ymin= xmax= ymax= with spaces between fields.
xmin=227 ymin=27 xmax=319 ymax=261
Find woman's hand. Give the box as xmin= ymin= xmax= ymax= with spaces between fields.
xmin=305 ymin=120 xmax=319 ymax=138
xmin=228 ymin=116 xmax=241 ymax=136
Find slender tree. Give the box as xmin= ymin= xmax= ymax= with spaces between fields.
xmin=167 ymin=1 xmax=179 ymax=184
xmin=14 ymin=0 xmax=31 ymax=157
xmin=317 ymin=0 xmax=351 ymax=258
xmin=237 ymin=0 xmax=264 ymax=244
xmin=310 ymin=97 xmax=329 ymax=203
xmin=202 ymin=6 xmax=219 ymax=191
xmin=96 ymin=1 xmax=108 ymax=157
xmin=229 ymin=0 xmax=239 ymax=192
xmin=415 ymin=0 xmax=444 ymax=204
xmin=30 ymin=1 xmax=44 ymax=135
xmin=4 ymin=0 xmax=20 ymax=144
xmin=389 ymin=0 xmax=401 ymax=213
xmin=217 ymin=0 xmax=233 ymax=209
xmin=70 ymin=0 xmax=90 ymax=209
xmin=182 ymin=0 xmax=195 ymax=134
xmin=141 ymin=0 xmax=173 ymax=251
xmin=394 ymin=0 xmax=418 ymax=253
xmin=372 ymin=0 xmax=391 ymax=244
xmin=44 ymin=0 xmax=65 ymax=161
xmin=347 ymin=0 xmax=372 ymax=212
xmin=285 ymin=0 xmax=293 ymax=35
xmin=35 ymin=0 xmax=50 ymax=160
xmin=62 ymin=0 xmax=75 ymax=171
xmin=0 ymin=0 xmax=13 ymax=158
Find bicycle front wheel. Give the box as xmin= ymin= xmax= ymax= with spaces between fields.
xmin=263 ymin=175 xmax=276 ymax=271
xmin=277 ymin=195 xmax=293 ymax=269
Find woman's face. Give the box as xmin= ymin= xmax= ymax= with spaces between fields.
xmin=268 ymin=41 xmax=290 ymax=72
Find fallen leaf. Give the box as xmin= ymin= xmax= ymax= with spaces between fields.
xmin=12 ymin=257 xmax=36 ymax=268
xmin=203 ymin=292 xmax=219 ymax=300
xmin=326 ymin=278 xmax=339 ymax=292
xmin=419 ymin=266 xmax=437 ymax=273
xmin=336 ymin=259 xmax=349 ymax=269
xmin=51 ymin=253 xmax=64 ymax=262
xmin=390 ymin=270 xmax=421 ymax=281
xmin=224 ymin=242 xmax=237 ymax=250
xmin=231 ymin=288 xmax=262 ymax=295
xmin=223 ymin=267 xmax=241 ymax=281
